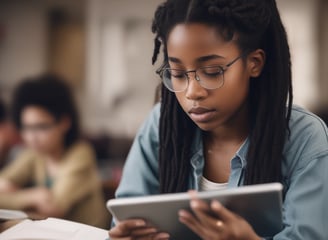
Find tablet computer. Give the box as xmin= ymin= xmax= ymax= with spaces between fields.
xmin=107 ymin=183 xmax=283 ymax=239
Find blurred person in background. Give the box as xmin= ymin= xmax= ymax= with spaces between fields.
xmin=0 ymin=74 xmax=109 ymax=228
xmin=0 ymin=98 xmax=22 ymax=169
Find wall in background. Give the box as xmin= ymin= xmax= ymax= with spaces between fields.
xmin=84 ymin=0 xmax=162 ymax=137
xmin=277 ymin=0 xmax=320 ymax=109
xmin=318 ymin=0 xmax=328 ymax=109
xmin=0 ymin=1 xmax=47 ymax=101
xmin=0 ymin=0 xmax=85 ymax=102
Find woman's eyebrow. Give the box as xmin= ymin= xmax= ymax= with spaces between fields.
xmin=196 ymin=54 xmax=225 ymax=63
xmin=168 ymin=57 xmax=182 ymax=63
xmin=168 ymin=54 xmax=225 ymax=64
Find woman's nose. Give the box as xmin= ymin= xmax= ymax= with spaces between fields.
xmin=185 ymin=74 xmax=208 ymax=100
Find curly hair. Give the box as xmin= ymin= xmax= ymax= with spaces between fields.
xmin=151 ymin=0 xmax=293 ymax=193
xmin=11 ymin=74 xmax=80 ymax=148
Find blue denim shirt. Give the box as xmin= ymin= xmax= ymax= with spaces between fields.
xmin=115 ymin=104 xmax=328 ymax=239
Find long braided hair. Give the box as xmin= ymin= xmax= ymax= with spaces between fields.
xmin=151 ymin=0 xmax=293 ymax=193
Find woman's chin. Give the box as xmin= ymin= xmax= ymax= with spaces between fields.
xmin=194 ymin=122 xmax=216 ymax=132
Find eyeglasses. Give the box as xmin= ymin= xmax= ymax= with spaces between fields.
xmin=157 ymin=55 xmax=243 ymax=92
xmin=21 ymin=122 xmax=57 ymax=134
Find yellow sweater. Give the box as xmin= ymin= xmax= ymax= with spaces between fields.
xmin=0 ymin=141 xmax=109 ymax=228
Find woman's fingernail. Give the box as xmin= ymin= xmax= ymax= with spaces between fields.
xmin=136 ymin=220 xmax=146 ymax=226
xmin=188 ymin=190 xmax=198 ymax=199
xmin=191 ymin=200 xmax=198 ymax=208
xmin=178 ymin=210 xmax=187 ymax=217
xmin=156 ymin=232 xmax=170 ymax=238
xmin=212 ymin=200 xmax=222 ymax=209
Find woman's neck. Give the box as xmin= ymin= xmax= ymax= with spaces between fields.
xmin=45 ymin=144 xmax=66 ymax=162
xmin=202 ymin=104 xmax=250 ymax=183
xmin=205 ymin=102 xmax=250 ymax=146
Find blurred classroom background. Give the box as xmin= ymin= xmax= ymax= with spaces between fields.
xmin=0 ymin=0 xmax=327 ymax=200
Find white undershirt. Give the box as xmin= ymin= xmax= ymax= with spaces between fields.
xmin=199 ymin=176 xmax=228 ymax=191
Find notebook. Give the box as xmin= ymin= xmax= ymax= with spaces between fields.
xmin=0 ymin=217 xmax=109 ymax=240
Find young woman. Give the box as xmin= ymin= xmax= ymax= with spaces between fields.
xmin=0 ymin=74 xmax=109 ymax=228
xmin=109 ymin=0 xmax=328 ymax=239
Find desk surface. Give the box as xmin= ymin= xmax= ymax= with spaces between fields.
xmin=0 ymin=219 xmax=21 ymax=233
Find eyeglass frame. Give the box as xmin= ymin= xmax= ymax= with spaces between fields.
xmin=21 ymin=122 xmax=58 ymax=135
xmin=156 ymin=54 xmax=245 ymax=92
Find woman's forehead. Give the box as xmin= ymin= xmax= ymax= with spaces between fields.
xmin=166 ymin=23 xmax=239 ymax=61
xmin=167 ymin=23 xmax=225 ymax=44
xmin=21 ymin=106 xmax=54 ymax=121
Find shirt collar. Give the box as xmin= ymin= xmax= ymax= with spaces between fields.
xmin=191 ymin=128 xmax=249 ymax=168
xmin=191 ymin=128 xmax=204 ymax=157
xmin=235 ymin=137 xmax=249 ymax=168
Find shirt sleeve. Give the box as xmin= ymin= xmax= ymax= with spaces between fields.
xmin=51 ymin=142 xmax=100 ymax=213
xmin=0 ymin=150 xmax=35 ymax=187
xmin=273 ymin=112 xmax=328 ymax=239
xmin=115 ymin=104 xmax=161 ymax=199
xmin=272 ymin=152 xmax=328 ymax=239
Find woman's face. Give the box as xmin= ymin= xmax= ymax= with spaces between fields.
xmin=166 ymin=23 xmax=263 ymax=133
xmin=20 ymin=106 xmax=69 ymax=154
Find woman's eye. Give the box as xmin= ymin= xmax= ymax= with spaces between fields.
xmin=170 ymin=70 xmax=185 ymax=79
xmin=201 ymin=67 xmax=223 ymax=77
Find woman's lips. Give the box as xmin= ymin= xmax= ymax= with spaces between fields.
xmin=188 ymin=107 xmax=217 ymax=123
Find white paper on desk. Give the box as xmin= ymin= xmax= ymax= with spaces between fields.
xmin=0 ymin=217 xmax=109 ymax=240
xmin=0 ymin=209 xmax=28 ymax=221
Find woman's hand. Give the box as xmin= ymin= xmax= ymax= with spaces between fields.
xmin=0 ymin=178 xmax=17 ymax=193
xmin=23 ymin=187 xmax=64 ymax=218
xmin=179 ymin=192 xmax=261 ymax=240
xmin=108 ymin=219 xmax=170 ymax=240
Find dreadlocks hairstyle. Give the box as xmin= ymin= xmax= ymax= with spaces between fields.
xmin=152 ymin=0 xmax=293 ymax=193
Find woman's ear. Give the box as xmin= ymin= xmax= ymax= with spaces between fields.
xmin=247 ymin=49 xmax=266 ymax=78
